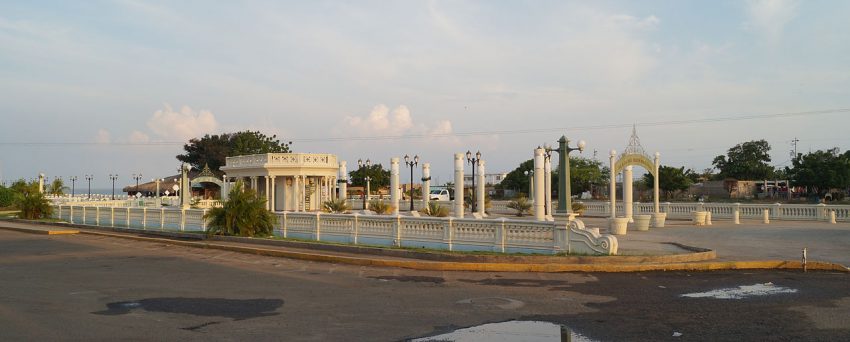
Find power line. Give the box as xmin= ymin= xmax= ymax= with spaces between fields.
xmin=0 ymin=108 xmax=847 ymax=146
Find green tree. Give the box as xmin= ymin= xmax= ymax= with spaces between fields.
xmin=643 ymin=166 xmax=693 ymax=200
xmin=499 ymin=157 xmax=608 ymax=197
xmin=48 ymin=178 xmax=68 ymax=195
xmin=712 ymin=140 xmax=774 ymax=180
xmin=11 ymin=179 xmax=52 ymax=219
xmin=348 ymin=164 xmax=391 ymax=189
xmin=177 ymin=131 xmax=292 ymax=172
xmin=204 ymin=181 xmax=276 ymax=237
xmin=785 ymin=148 xmax=850 ymax=196
xmin=498 ymin=159 xmax=534 ymax=195
xmin=0 ymin=186 xmax=17 ymax=207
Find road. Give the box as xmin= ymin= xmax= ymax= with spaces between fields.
xmin=0 ymin=229 xmax=848 ymax=341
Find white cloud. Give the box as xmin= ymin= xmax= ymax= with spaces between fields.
xmin=95 ymin=129 xmax=111 ymax=144
xmin=609 ymin=14 xmax=660 ymax=30
xmin=128 ymin=130 xmax=150 ymax=143
xmin=343 ymin=104 xmax=419 ymax=135
xmin=146 ymin=104 xmax=218 ymax=140
xmin=746 ymin=0 xmax=797 ymax=44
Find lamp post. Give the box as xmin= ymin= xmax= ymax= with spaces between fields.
xmin=109 ymin=174 xmax=118 ymax=200
xmin=84 ymin=174 xmax=93 ymax=199
xmin=403 ymin=154 xmax=419 ymax=212
xmin=546 ymin=136 xmax=586 ymax=213
xmin=357 ymin=159 xmax=371 ymax=210
xmin=524 ymin=170 xmax=533 ymax=199
xmin=466 ymin=150 xmax=481 ymax=212
xmin=70 ymin=176 xmax=78 ymax=198
xmin=132 ymin=173 xmax=142 ymax=196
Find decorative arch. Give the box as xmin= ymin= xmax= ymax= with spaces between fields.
xmin=610 ymin=126 xmax=661 ymax=223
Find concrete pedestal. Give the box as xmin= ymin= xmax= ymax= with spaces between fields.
xmin=705 ymin=211 xmax=713 ymax=225
xmin=632 ymin=215 xmax=652 ymax=231
xmin=691 ymin=211 xmax=707 ymax=226
xmin=651 ymin=212 xmax=667 ymax=228
xmin=609 ymin=217 xmax=630 ymax=235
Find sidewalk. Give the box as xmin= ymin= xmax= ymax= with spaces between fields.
xmin=0 ymin=218 xmax=846 ymax=273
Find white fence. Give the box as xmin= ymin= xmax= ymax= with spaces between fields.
xmin=51 ymin=205 xmax=617 ymax=255
xmin=578 ymin=201 xmax=850 ymax=222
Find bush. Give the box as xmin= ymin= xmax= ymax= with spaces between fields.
xmin=204 ymin=181 xmax=276 ymax=237
xmin=17 ymin=191 xmax=52 ymax=219
xmin=419 ymin=201 xmax=449 ymax=217
xmin=507 ymin=197 xmax=532 ymax=217
xmin=322 ymin=198 xmax=351 ymax=213
xmin=368 ymin=199 xmax=395 ymax=215
xmin=0 ymin=186 xmax=18 ymax=208
xmin=571 ymin=201 xmax=586 ymax=214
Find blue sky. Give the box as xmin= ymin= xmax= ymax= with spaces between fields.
xmin=1 ymin=0 xmax=849 ymax=188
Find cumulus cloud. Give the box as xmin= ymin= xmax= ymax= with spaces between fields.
xmin=128 ymin=130 xmax=150 ymax=143
xmin=343 ymin=104 xmax=420 ymax=135
xmin=609 ymin=14 xmax=660 ymax=30
xmin=746 ymin=0 xmax=797 ymax=44
xmin=146 ymin=104 xmax=218 ymax=140
xmin=95 ymin=129 xmax=111 ymax=144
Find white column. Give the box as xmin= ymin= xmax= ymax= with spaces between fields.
xmin=317 ymin=177 xmax=324 ymax=208
xmin=338 ymin=162 xmax=348 ymax=202
xmin=624 ymin=165 xmax=633 ymax=222
xmin=454 ymin=153 xmax=464 ymax=218
xmin=270 ymin=176 xmax=276 ymax=211
xmin=610 ymin=150 xmax=617 ymax=219
xmin=221 ymin=176 xmax=228 ymax=201
xmin=477 ymin=160 xmax=486 ymax=217
xmin=654 ymin=152 xmax=660 ymax=213
xmin=265 ymin=176 xmax=271 ymax=210
xmin=533 ymin=148 xmax=545 ymax=221
xmin=390 ymin=157 xmax=400 ymax=215
xmin=544 ymin=156 xmax=552 ymax=219
xmin=422 ymin=163 xmax=431 ymax=209
xmin=298 ymin=176 xmax=304 ymax=212
xmin=38 ymin=173 xmax=45 ymax=194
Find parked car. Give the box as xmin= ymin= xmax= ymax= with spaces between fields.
xmin=429 ymin=189 xmax=451 ymax=201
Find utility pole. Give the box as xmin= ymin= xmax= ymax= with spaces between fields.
xmin=790 ymin=137 xmax=799 ymax=159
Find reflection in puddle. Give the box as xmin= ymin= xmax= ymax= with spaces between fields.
xmin=411 ymin=321 xmax=596 ymax=342
xmin=93 ymin=297 xmax=283 ymax=320
xmin=681 ymin=282 xmax=797 ymax=299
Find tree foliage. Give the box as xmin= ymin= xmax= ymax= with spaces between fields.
xmin=499 ymin=157 xmax=608 ymax=196
xmin=785 ymin=148 xmax=850 ymax=196
xmin=13 ymin=180 xmax=52 ymax=219
xmin=204 ymin=181 xmax=276 ymax=237
xmin=48 ymin=178 xmax=67 ymax=195
xmin=348 ymin=164 xmax=391 ymax=189
xmin=177 ymin=131 xmax=292 ymax=172
xmin=642 ymin=166 xmax=693 ymax=200
xmin=712 ymin=140 xmax=774 ymax=180
xmin=0 ymin=185 xmax=18 ymax=207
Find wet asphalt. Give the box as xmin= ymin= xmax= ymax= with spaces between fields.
xmin=0 ymin=229 xmax=847 ymax=341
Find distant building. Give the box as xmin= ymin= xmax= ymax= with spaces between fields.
xmin=463 ymin=173 xmax=508 ymax=187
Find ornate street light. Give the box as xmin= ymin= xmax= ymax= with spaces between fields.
xmin=403 ymin=154 xmax=419 ymax=212
xmin=109 ymin=174 xmax=118 ymax=200
xmin=545 ymin=136 xmax=586 ymax=213
xmin=84 ymin=174 xmax=93 ymax=199
xmin=357 ymin=159 xmax=371 ymax=210
xmin=69 ymin=176 xmax=78 ymax=198
xmin=466 ymin=150 xmax=481 ymax=212
xmin=132 ymin=173 xmax=142 ymax=196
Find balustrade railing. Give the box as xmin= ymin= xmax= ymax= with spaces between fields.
xmin=577 ymin=201 xmax=850 ymax=222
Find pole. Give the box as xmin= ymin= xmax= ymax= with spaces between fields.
xmin=533 ymin=148 xmax=545 ymax=221
xmin=454 ymin=153 xmax=464 ymax=218
xmin=654 ymin=152 xmax=660 ymax=213
xmin=409 ymin=163 xmax=414 ymax=211
xmin=610 ymin=150 xmax=617 ymax=219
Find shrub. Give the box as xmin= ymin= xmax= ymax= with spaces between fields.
xmin=17 ymin=191 xmax=52 ymax=219
xmin=419 ymin=201 xmax=449 ymax=217
xmin=204 ymin=181 xmax=276 ymax=237
xmin=571 ymin=201 xmax=586 ymax=214
xmin=368 ymin=199 xmax=395 ymax=215
xmin=322 ymin=198 xmax=351 ymax=213
xmin=0 ymin=186 xmax=18 ymax=208
xmin=507 ymin=197 xmax=532 ymax=217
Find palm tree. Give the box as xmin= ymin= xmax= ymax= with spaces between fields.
xmin=17 ymin=183 xmax=52 ymax=219
xmin=507 ymin=197 xmax=532 ymax=217
xmin=204 ymin=181 xmax=276 ymax=237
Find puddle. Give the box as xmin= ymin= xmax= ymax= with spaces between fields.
xmin=681 ymin=282 xmax=797 ymax=299
xmin=93 ymin=297 xmax=283 ymax=320
xmin=411 ymin=321 xmax=596 ymax=342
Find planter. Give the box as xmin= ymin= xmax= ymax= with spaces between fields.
xmin=608 ymin=217 xmax=630 ymax=235
xmin=691 ymin=211 xmax=707 ymax=226
xmin=632 ymin=215 xmax=652 ymax=231
xmin=651 ymin=212 xmax=667 ymax=228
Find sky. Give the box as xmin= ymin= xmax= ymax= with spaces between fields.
xmin=1 ymin=0 xmax=849 ymax=189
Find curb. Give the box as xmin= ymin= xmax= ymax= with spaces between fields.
xmin=0 ymin=226 xmax=79 ymax=235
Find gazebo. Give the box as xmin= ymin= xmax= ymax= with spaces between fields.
xmin=220 ymin=153 xmax=340 ymax=212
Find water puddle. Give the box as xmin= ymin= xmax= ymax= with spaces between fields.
xmin=411 ymin=321 xmax=596 ymax=342
xmin=681 ymin=282 xmax=797 ymax=299
xmin=93 ymin=297 xmax=283 ymax=320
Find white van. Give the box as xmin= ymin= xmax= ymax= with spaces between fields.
xmin=429 ymin=189 xmax=451 ymax=201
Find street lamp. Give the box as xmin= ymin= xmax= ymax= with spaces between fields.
xmin=403 ymin=154 xmax=419 ymax=212
xmin=357 ymin=159 xmax=371 ymax=210
xmin=109 ymin=174 xmax=118 ymax=200
xmin=466 ymin=150 xmax=481 ymax=212
xmin=84 ymin=174 xmax=93 ymax=199
xmin=546 ymin=136 xmax=586 ymax=213
xmin=69 ymin=176 xmax=78 ymax=198
xmin=132 ymin=173 xmax=142 ymax=196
